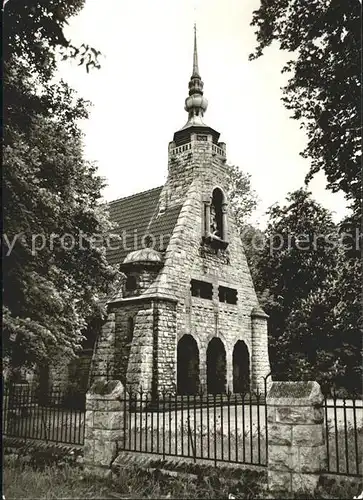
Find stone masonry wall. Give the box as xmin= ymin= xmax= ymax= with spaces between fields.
xmin=154 ymin=299 xmax=177 ymax=393
xmin=112 ymin=303 xmax=140 ymax=386
xmin=90 ymin=312 xmax=116 ymax=382
xmin=146 ymin=133 xmax=270 ymax=392
xmin=124 ymin=300 xmax=154 ymax=393
xmin=91 ymin=133 xmax=270 ymax=395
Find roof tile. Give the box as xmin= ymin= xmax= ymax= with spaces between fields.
xmin=106 ymin=186 xmax=182 ymax=265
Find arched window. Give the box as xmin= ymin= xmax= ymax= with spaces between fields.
xmin=177 ymin=335 xmax=199 ymax=395
xmin=233 ymin=341 xmax=250 ymax=394
xmin=207 ymin=337 xmax=226 ymax=394
xmin=204 ymin=188 xmax=228 ymax=248
xmin=210 ymin=188 xmax=224 ymax=239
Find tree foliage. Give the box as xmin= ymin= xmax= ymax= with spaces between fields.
xmin=3 ymin=0 xmax=101 ymax=80
xmin=226 ymin=165 xmax=258 ymax=228
xmin=250 ymin=1 xmax=361 ymax=393
xmin=225 ymin=164 xmax=265 ymax=282
xmin=252 ymin=189 xmax=361 ymax=392
xmin=3 ymin=1 xmax=117 ymax=375
xmin=250 ymin=0 xmax=361 ymax=206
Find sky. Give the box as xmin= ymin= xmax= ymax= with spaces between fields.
xmin=59 ymin=0 xmax=348 ymax=227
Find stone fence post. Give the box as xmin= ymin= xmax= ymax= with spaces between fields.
xmin=267 ymin=381 xmax=327 ymax=495
xmin=83 ymin=379 xmax=126 ymax=477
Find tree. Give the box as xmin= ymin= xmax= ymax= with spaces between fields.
xmin=327 ymin=211 xmax=362 ymax=393
xmin=250 ymin=0 xmax=361 ymax=207
xmin=3 ymin=2 xmax=117 ymax=376
xmin=225 ymin=165 xmax=258 ymax=229
xmin=239 ymin=224 xmax=266 ymax=287
xmin=225 ymin=164 xmax=265 ymax=283
xmin=3 ymin=0 xmax=101 ymax=81
xmin=250 ymin=1 xmax=361 ymax=393
xmin=3 ymin=70 xmax=118 ymax=372
xmin=254 ymin=189 xmax=341 ymax=382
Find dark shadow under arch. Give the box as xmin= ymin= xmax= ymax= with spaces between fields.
xmin=207 ymin=337 xmax=226 ymax=394
xmin=233 ymin=340 xmax=250 ymax=393
xmin=177 ymin=335 xmax=199 ymax=395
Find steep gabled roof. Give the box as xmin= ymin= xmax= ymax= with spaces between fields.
xmin=106 ymin=186 xmax=182 ymax=266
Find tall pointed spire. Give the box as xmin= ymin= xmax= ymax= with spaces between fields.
xmin=192 ymin=24 xmax=200 ymax=78
xmin=182 ymin=25 xmax=208 ymax=129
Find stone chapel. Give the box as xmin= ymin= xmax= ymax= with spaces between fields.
xmin=86 ymin=27 xmax=271 ymax=396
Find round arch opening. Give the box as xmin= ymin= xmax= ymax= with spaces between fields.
xmin=177 ymin=335 xmax=200 ymax=395
xmin=207 ymin=337 xmax=226 ymax=394
xmin=233 ymin=340 xmax=250 ymax=394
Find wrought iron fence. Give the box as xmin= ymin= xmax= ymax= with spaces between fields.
xmin=323 ymin=392 xmax=363 ymax=477
xmin=3 ymin=384 xmax=85 ymax=445
xmin=120 ymin=390 xmax=268 ymax=468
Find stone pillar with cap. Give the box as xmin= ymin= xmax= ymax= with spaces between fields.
xmin=267 ymin=381 xmax=327 ymax=495
xmin=83 ymin=379 xmax=126 ymax=478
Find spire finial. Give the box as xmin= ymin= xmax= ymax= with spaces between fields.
xmin=193 ymin=23 xmax=200 ymax=77
xmin=181 ymin=24 xmax=208 ymax=129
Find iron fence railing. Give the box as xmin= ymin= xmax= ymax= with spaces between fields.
xmin=323 ymin=392 xmax=363 ymax=477
xmin=4 ymin=381 xmax=361 ymax=478
xmin=120 ymin=390 xmax=268 ymax=468
xmin=3 ymin=385 xmax=85 ymax=445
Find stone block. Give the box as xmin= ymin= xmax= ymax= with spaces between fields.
xmin=291 ymin=472 xmax=320 ymax=494
xmin=85 ymin=410 xmax=94 ymax=428
xmin=267 ymin=407 xmax=275 ymax=423
xmin=93 ymin=439 xmax=118 ymax=467
xmin=84 ymin=426 xmax=94 ymax=440
xmin=267 ymin=470 xmax=291 ymax=492
xmin=269 ymin=445 xmax=293 ymax=471
xmin=269 ymin=424 xmax=292 ymax=445
xmin=293 ymin=445 xmax=326 ymax=473
xmin=83 ymin=439 xmax=95 ymax=463
xmin=267 ymin=381 xmax=323 ymax=407
xmin=103 ymin=400 xmax=124 ymax=412
xmin=276 ymin=405 xmax=324 ymax=424
xmin=86 ymin=398 xmax=100 ymax=411
xmin=93 ymin=428 xmax=124 ymax=442
xmin=292 ymin=424 xmax=324 ymax=446
xmin=88 ymin=379 xmax=124 ymax=399
xmin=93 ymin=411 xmax=125 ymax=430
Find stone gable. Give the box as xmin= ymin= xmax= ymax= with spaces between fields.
xmin=89 ymin=130 xmax=270 ymax=395
xmin=88 ymin=30 xmax=271 ymax=396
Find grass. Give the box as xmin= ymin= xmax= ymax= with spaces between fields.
xmin=3 ymin=406 xmax=363 ymax=499
xmin=3 ymin=454 xmax=264 ymax=499
xmin=4 ymin=462 xmax=116 ymax=500
xmin=3 ymin=446 xmax=363 ymax=500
